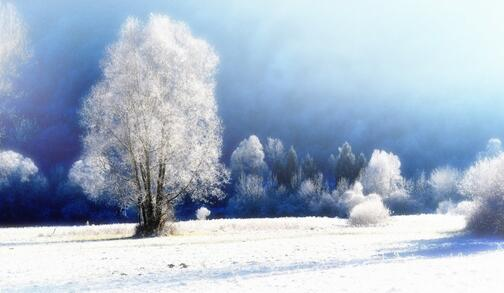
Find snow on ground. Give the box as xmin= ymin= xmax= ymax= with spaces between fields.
xmin=1 ymin=215 xmax=504 ymax=292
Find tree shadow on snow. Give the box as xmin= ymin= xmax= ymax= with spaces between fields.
xmin=379 ymin=233 xmax=504 ymax=260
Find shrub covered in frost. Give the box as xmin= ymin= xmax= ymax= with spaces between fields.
xmin=436 ymin=200 xmax=474 ymax=216
xmin=459 ymin=153 xmax=504 ymax=235
xmin=196 ymin=207 xmax=211 ymax=220
xmin=338 ymin=181 xmax=366 ymax=216
xmin=349 ymin=194 xmax=390 ymax=226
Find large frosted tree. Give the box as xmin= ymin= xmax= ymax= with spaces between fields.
xmin=74 ymin=15 xmax=228 ymax=235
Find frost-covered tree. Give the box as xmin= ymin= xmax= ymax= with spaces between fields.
xmin=69 ymin=155 xmax=110 ymax=198
xmin=477 ymin=138 xmax=503 ymax=160
xmin=298 ymin=173 xmax=338 ymax=216
xmin=230 ymin=135 xmax=267 ymax=177
xmin=279 ymin=146 xmax=300 ymax=189
xmin=265 ymin=137 xmax=285 ymax=181
xmin=428 ymin=166 xmax=461 ymax=203
xmin=0 ymin=150 xmax=39 ymax=186
xmin=228 ymin=174 xmax=266 ymax=217
xmin=331 ymin=142 xmax=366 ymax=186
xmin=265 ymin=137 xmax=285 ymax=164
xmin=361 ymin=150 xmax=408 ymax=199
xmin=411 ymin=171 xmax=432 ymax=209
xmin=335 ymin=142 xmax=355 ymax=183
xmin=0 ymin=1 xmax=29 ymax=95
xmin=301 ymin=153 xmax=318 ymax=181
xmin=75 ymin=15 xmax=228 ymax=235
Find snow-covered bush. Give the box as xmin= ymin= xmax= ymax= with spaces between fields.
xmin=459 ymin=153 xmax=504 ymax=234
xmin=196 ymin=207 xmax=211 ymax=220
xmin=349 ymin=194 xmax=390 ymax=226
xmin=230 ymin=135 xmax=267 ymax=177
xmin=436 ymin=200 xmax=474 ymax=216
xmin=339 ymin=181 xmax=367 ymax=215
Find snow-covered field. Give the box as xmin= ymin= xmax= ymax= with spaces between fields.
xmin=1 ymin=215 xmax=504 ymax=292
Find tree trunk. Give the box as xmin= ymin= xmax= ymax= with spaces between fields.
xmin=136 ymin=200 xmax=175 ymax=236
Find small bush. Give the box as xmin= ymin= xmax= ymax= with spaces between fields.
xmin=349 ymin=194 xmax=390 ymax=226
xmin=196 ymin=207 xmax=211 ymax=220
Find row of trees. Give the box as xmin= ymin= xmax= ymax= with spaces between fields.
xmin=227 ymin=135 xmax=504 ymax=233
xmin=226 ymin=135 xmax=493 ymax=220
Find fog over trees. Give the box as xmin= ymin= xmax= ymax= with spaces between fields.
xmin=3 ymin=2 xmax=504 ymax=236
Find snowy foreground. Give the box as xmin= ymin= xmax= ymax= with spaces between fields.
xmin=2 ymin=215 xmax=504 ymax=292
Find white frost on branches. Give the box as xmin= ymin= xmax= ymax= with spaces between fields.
xmin=459 ymin=153 xmax=504 ymax=200
xmin=73 ymin=14 xmax=228 ymax=228
xmin=69 ymin=155 xmax=110 ymax=198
